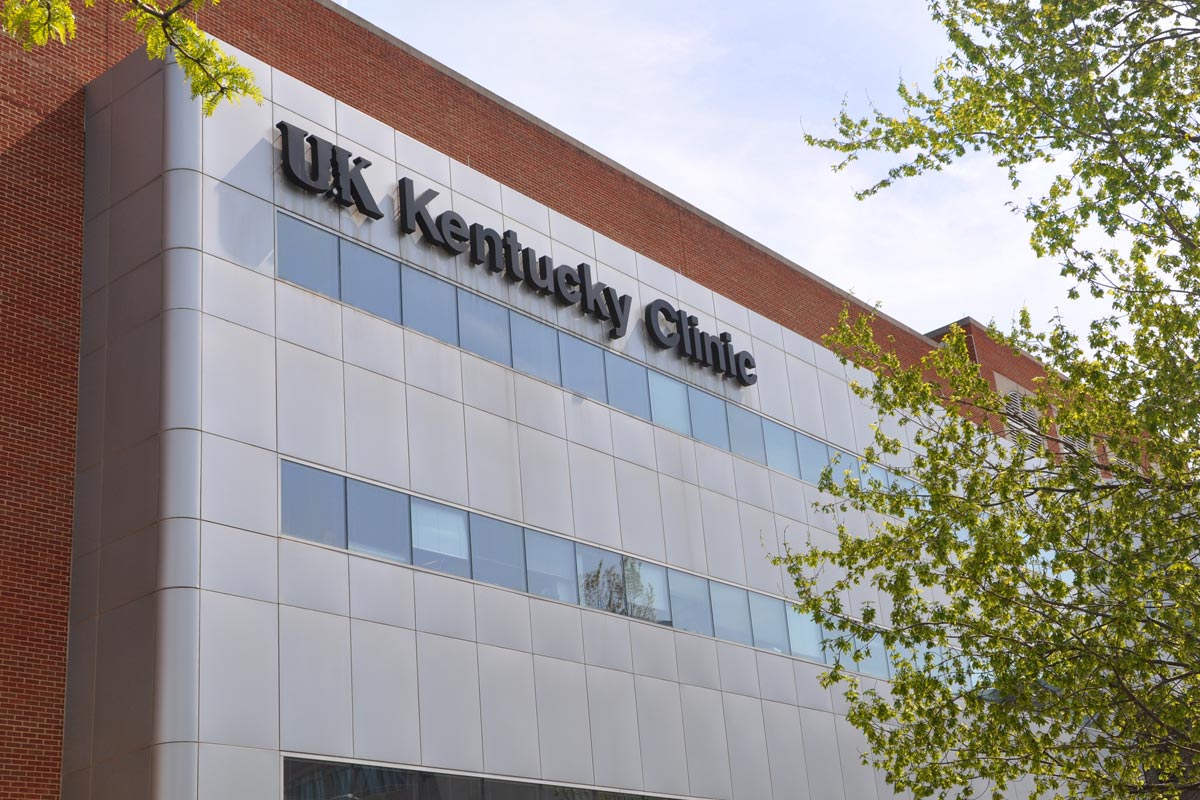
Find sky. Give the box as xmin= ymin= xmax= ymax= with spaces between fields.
xmin=338 ymin=0 xmax=1108 ymax=339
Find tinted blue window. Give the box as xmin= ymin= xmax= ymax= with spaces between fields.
xmin=525 ymin=530 xmax=577 ymax=604
xmin=787 ymin=604 xmax=825 ymax=661
xmin=559 ymin=334 xmax=607 ymax=402
xmin=894 ymin=476 xmax=923 ymax=519
xmin=458 ymin=290 xmax=512 ymax=366
xmin=277 ymin=213 xmax=340 ymax=299
xmin=891 ymin=640 xmax=934 ymax=677
xmin=709 ymin=581 xmax=752 ymax=646
xmin=401 ymin=266 xmax=458 ymax=345
xmin=763 ymin=419 xmax=800 ymax=478
xmin=862 ymin=463 xmax=892 ymax=490
xmin=410 ymin=498 xmax=470 ymax=577
xmin=892 ymin=475 xmax=918 ymax=494
xmin=648 ymin=372 xmax=691 ymax=436
xmin=469 ymin=514 xmax=525 ymax=591
xmin=829 ymin=448 xmax=861 ymax=488
xmin=340 ymin=239 xmax=400 ymax=322
xmin=347 ymin=479 xmax=409 ymax=562
xmin=604 ymin=352 xmax=650 ymax=419
xmin=796 ymin=433 xmax=830 ymax=484
xmin=668 ymin=569 xmax=713 ymax=636
xmin=688 ymin=387 xmax=729 ymax=450
xmin=749 ymin=593 xmax=789 ymax=654
xmin=727 ymin=403 xmax=766 ymax=463
xmin=624 ymin=558 xmax=670 ymax=625
xmin=510 ymin=313 xmax=560 ymax=384
xmin=576 ymin=543 xmax=626 ymax=614
xmin=281 ymin=461 xmax=345 ymax=547
xmin=857 ymin=634 xmax=891 ymax=678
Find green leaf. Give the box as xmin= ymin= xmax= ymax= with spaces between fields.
xmin=1 ymin=0 xmax=260 ymax=113
xmin=2 ymin=0 xmax=77 ymax=47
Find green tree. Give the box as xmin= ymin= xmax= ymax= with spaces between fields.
xmin=792 ymin=3 xmax=1200 ymax=800
xmin=2 ymin=0 xmax=259 ymax=113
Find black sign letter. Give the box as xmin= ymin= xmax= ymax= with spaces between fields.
xmin=399 ymin=177 xmax=445 ymax=246
xmin=330 ymin=147 xmax=384 ymax=219
xmin=735 ymin=351 xmax=758 ymax=386
xmin=553 ymin=265 xmax=582 ymax=305
xmin=277 ymin=121 xmax=333 ymax=194
xmin=437 ymin=211 xmax=471 ymax=254
xmin=644 ymin=299 xmax=681 ymax=349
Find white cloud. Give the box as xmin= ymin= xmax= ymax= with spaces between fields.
xmin=349 ymin=0 xmax=1110 ymax=339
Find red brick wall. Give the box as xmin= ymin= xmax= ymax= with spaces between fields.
xmin=958 ymin=320 xmax=1046 ymax=394
xmin=0 ymin=6 xmax=139 ymax=796
xmin=0 ymin=2 xmax=1036 ymax=796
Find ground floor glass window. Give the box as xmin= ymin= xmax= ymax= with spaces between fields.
xmin=285 ymin=758 xmax=686 ymax=800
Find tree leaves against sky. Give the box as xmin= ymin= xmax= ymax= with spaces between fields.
xmin=796 ymin=3 xmax=1200 ymax=800
xmin=1 ymin=0 xmax=260 ymax=114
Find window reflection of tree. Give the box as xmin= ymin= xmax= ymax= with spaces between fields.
xmin=580 ymin=561 xmax=627 ymax=615
xmin=286 ymin=759 xmax=663 ymax=800
xmin=623 ymin=560 xmax=658 ymax=623
xmin=285 ymin=760 xmax=420 ymax=800
xmin=579 ymin=557 xmax=661 ymax=623
xmin=542 ymin=789 xmax=593 ymax=799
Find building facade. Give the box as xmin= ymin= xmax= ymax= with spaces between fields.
xmin=0 ymin=2 xmax=1045 ymax=798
